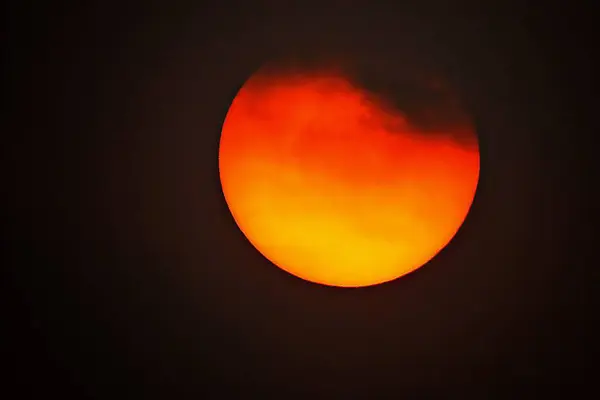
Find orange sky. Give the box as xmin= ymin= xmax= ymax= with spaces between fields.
xmin=219 ymin=70 xmax=479 ymax=287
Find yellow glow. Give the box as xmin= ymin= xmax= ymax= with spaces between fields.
xmin=219 ymin=69 xmax=479 ymax=287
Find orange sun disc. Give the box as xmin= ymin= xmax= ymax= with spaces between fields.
xmin=219 ymin=67 xmax=480 ymax=288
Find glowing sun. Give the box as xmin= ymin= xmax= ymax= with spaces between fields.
xmin=219 ymin=66 xmax=479 ymax=288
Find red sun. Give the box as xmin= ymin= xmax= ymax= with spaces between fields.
xmin=219 ymin=66 xmax=479 ymax=288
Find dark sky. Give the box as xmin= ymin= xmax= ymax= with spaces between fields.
xmin=4 ymin=1 xmax=596 ymax=398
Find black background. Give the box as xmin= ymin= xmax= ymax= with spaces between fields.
xmin=4 ymin=1 xmax=596 ymax=397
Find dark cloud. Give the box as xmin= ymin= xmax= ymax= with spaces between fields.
xmin=256 ymin=52 xmax=478 ymax=149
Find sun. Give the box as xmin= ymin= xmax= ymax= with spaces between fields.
xmin=218 ymin=67 xmax=479 ymax=288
